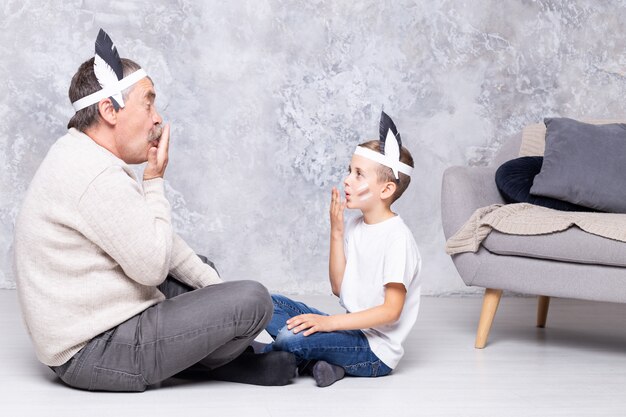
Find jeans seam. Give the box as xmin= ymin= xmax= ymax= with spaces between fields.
xmin=287 ymin=344 xmax=371 ymax=359
xmin=144 ymin=319 xmax=257 ymax=347
xmin=99 ymin=319 xmax=257 ymax=349
xmin=273 ymin=297 xmax=328 ymax=317
xmin=274 ymin=299 xmax=307 ymax=316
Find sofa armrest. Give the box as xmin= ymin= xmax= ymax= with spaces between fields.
xmin=441 ymin=166 xmax=505 ymax=239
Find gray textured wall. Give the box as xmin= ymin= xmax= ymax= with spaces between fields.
xmin=2 ymin=1 xmax=626 ymax=294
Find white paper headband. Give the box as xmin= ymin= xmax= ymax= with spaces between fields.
xmin=354 ymin=145 xmax=414 ymax=177
xmin=71 ymin=68 xmax=148 ymax=112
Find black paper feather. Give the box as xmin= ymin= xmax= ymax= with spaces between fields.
xmin=94 ymin=29 xmax=123 ymax=109
xmin=95 ymin=29 xmax=123 ymax=80
xmin=379 ymin=111 xmax=402 ymax=155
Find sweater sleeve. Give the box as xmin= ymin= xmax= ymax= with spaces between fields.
xmin=77 ymin=167 xmax=173 ymax=286
xmin=168 ymin=233 xmax=223 ymax=288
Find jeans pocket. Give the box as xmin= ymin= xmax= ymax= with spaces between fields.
xmin=345 ymin=360 xmax=391 ymax=377
xmin=50 ymin=357 xmax=74 ymax=381
xmin=89 ymin=366 xmax=147 ymax=392
xmin=54 ymin=341 xmax=99 ymax=390
xmin=371 ymin=360 xmax=392 ymax=377
xmin=344 ymin=361 xmax=373 ymax=377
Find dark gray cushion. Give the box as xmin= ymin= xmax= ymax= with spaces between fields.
xmin=530 ymin=118 xmax=626 ymax=213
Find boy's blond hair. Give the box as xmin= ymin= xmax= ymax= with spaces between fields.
xmin=358 ymin=140 xmax=414 ymax=204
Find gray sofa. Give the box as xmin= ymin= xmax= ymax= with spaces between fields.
xmin=441 ymin=132 xmax=626 ymax=348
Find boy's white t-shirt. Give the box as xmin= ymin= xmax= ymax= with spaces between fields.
xmin=339 ymin=214 xmax=421 ymax=369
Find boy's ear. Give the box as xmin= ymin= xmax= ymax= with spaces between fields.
xmin=380 ymin=181 xmax=397 ymax=202
xmin=97 ymin=98 xmax=118 ymax=126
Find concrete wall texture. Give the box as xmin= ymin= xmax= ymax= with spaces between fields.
xmin=2 ymin=0 xmax=626 ymax=294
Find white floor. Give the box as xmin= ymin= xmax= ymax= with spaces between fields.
xmin=2 ymin=290 xmax=626 ymax=417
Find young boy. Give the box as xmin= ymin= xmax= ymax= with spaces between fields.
xmin=263 ymin=111 xmax=421 ymax=387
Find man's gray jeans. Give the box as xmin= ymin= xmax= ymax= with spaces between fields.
xmin=50 ymin=276 xmax=273 ymax=391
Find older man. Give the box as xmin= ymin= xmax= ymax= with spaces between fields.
xmin=13 ymin=30 xmax=295 ymax=391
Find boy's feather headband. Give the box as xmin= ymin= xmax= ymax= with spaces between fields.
xmin=354 ymin=111 xmax=413 ymax=179
xmin=71 ymin=29 xmax=147 ymax=112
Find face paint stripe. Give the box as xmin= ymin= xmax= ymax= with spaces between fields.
xmin=359 ymin=192 xmax=373 ymax=201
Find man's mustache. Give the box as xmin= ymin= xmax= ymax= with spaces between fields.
xmin=148 ymin=124 xmax=163 ymax=142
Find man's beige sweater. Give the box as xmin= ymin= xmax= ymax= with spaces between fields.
xmin=13 ymin=128 xmax=222 ymax=366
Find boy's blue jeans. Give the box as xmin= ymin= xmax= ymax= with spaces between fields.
xmin=264 ymin=294 xmax=392 ymax=377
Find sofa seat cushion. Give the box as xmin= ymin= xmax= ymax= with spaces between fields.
xmin=482 ymin=227 xmax=626 ymax=268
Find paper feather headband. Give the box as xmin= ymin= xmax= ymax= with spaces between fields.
xmin=71 ymin=29 xmax=147 ymax=112
xmin=354 ymin=111 xmax=413 ymax=179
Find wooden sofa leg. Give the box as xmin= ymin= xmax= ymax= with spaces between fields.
xmin=537 ymin=296 xmax=550 ymax=328
xmin=475 ymin=288 xmax=503 ymax=349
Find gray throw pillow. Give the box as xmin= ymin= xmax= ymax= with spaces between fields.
xmin=530 ymin=117 xmax=626 ymax=213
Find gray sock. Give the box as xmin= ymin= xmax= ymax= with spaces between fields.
xmin=312 ymin=361 xmax=345 ymax=387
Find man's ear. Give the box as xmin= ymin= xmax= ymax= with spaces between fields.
xmin=97 ymin=98 xmax=118 ymax=126
xmin=380 ymin=181 xmax=397 ymax=202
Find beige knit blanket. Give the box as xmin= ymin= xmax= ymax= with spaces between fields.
xmin=445 ymin=203 xmax=626 ymax=255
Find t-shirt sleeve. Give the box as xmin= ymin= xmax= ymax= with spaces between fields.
xmin=382 ymin=233 xmax=420 ymax=289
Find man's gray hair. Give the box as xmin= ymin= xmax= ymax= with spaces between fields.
xmin=67 ymin=57 xmax=142 ymax=131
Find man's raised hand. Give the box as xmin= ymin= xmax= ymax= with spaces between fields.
xmin=143 ymin=123 xmax=170 ymax=181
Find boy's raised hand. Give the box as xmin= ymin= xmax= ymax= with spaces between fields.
xmin=328 ymin=187 xmax=347 ymax=296
xmin=330 ymin=187 xmax=346 ymax=237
